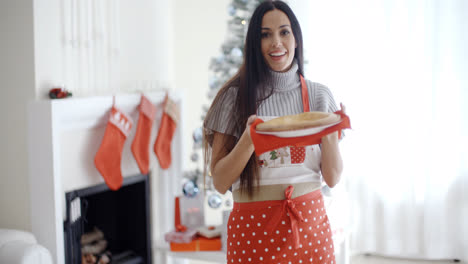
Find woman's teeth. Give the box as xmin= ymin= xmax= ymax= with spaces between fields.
xmin=270 ymin=52 xmax=285 ymax=57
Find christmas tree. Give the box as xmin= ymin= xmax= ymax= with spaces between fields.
xmin=188 ymin=0 xmax=263 ymax=190
xmin=203 ymin=0 xmax=264 ymax=117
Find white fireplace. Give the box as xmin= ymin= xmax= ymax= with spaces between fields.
xmin=27 ymin=91 xmax=183 ymax=264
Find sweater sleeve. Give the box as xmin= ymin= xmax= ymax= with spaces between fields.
xmin=203 ymin=86 xmax=240 ymax=145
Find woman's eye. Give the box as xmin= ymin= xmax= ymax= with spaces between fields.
xmin=281 ymin=30 xmax=290 ymax=36
xmin=261 ymin=32 xmax=270 ymax=38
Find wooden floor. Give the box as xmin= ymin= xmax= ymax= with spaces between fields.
xmin=188 ymin=254 xmax=463 ymax=264
xmin=350 ymin=254 xmax=461 ymax=264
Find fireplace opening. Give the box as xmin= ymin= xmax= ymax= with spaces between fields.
xmin=64 ymin=174 xmax=152 ymax=264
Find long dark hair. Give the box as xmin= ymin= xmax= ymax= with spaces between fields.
xmin=203 ymin=0 xmax=304 ymax=197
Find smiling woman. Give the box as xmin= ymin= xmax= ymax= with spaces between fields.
xmin=203 ymin=1 xmax=345 ymax=263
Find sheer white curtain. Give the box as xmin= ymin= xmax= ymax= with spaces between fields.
xmin=290 ymin=0 xmax=467 ymax=260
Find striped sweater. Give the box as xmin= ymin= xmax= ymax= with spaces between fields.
xmin=204 ymin=61 xmax=338 ymax=138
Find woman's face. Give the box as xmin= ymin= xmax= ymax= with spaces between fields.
xmin=260 ymin=9 xmax=296 ymax=72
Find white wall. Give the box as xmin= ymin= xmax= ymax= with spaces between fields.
xmin=0 ymin=0 xmax=35 ymax=230
xmin=0 ymin=0 xmax=230 ymax=233
xmin=173 ymin=0 xmax=231 ymax=171
xmin=119 ymin=0 xmax=175 ymax=94
xmin=0 ymin=0 xmax=176 ymax=230
xmin=33 ymin=0 xmax=62 ymax=97
xmin=33 ymin=0 xmax=175 ymax=98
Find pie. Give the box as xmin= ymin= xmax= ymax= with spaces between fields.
xmin=255 ymin=112 xmax=340 ymax=132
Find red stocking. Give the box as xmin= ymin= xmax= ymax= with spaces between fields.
xmin=94 ymin=107 xmax=133 ymax=190
xmin=154 ymin=94 xmax=179 ymax=169
xmin=131 ymin=95 xmax=156 ymax=174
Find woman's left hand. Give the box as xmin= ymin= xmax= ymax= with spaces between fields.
xmin=340 ymin=102 xmax=346 ymax=114
xmin=320 ymin=102 xmax=345 ymax=187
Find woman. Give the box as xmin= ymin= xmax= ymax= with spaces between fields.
xmin=203 ymin=1 xmax=343 ymax=263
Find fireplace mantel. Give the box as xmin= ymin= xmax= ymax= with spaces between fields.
xmin=27 ymin=91 xmax=183 ymax=263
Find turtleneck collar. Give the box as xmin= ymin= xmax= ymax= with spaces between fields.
xmin=267 ymin=60 xmax=300 ymax=92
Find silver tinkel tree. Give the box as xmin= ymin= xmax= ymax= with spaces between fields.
xmin=186 ymin=0 xmax=264 ymax=195
xmin=203 ymin=0 xmax=264 ymax=118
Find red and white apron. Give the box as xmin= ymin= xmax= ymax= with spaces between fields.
xmin=227 ymin=187 xmax=336 ymax=263
xmin=227 ymin=76 xmax=337 ymax=263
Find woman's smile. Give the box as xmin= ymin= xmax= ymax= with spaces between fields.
xmin=269 ymin=50 xmax=287 ymax=61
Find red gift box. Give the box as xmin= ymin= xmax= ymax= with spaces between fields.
xmin=170 ymin=236 xmax=222 ymax=252
xmin=164 ymin=228 xmax=197 ymax=244
xmin=167 ymin=196 xmax=222 ymax=251
xmin=165 ymin=196 xmax=198 ymax=243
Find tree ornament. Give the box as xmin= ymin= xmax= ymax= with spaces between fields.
xmin=321 ymin=185 xmax=332 ymax=197
xmin=228 ymin=5 xmax=237 ymax=16
xmin=216 ymin=55 xmax=225 ymax=64
xmin=207 ymin=193 xmax=222 ymax=209
xmin=190 ymin=152 xmax=199 ymax=162
xmin=230 ymin=47 xmax=243 ymax=58
xmin=192 ymin=127 xmax=203 ymax=144
xmin=209 ymin=76 xmax=218 ymax=89
xmin=183 ymin=179 xmax=199 ymax=198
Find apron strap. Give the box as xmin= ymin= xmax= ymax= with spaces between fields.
xmin=300 ymin=75 xmax=310 ymax=112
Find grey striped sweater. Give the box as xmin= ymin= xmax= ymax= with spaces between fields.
xmin=204 ymin=61 xmax=338 ymax=138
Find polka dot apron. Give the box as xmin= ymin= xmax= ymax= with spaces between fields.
xmin=227 ymin=187 xmax=335 ymax=264
xmin=227 ymin=76 xmax=335 ymax=263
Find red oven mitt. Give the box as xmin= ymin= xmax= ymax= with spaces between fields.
xmin=250 ymin=110 xmax=351 ymax=156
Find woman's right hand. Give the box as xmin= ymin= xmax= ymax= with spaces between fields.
xmin=245 ymin=114 xmax=257 ymax=143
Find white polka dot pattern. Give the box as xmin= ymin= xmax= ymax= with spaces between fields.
xmin=227 ymin=190 xmax=335 ymax=263
xmin=290 ymin=146 xmax=306 ymax=164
